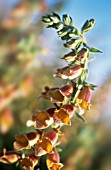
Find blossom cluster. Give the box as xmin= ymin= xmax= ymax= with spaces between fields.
xmin=0 ymin=12 xmax=102 ymax=170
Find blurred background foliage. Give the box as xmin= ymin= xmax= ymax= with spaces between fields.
xmin=0 ymin=0 xmax=111 ymax=170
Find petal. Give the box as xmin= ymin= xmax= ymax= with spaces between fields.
xmin=48 ymin=89 xmax=65 ymax=103
xmin=20 ymin=158 xmax=33 ymax=170
xmin=44 ymin=130 xmax=58 ymax=144
xmin=39 ymin=137 xmax=53 ymax=153
xmin=78 ymin=86 xmax=91 ymax=102
xmin=60 ymin=84 xmax=74 ymax=98
xmin=26 ymin=132 xmax=40 ymax=147
xmin=14 ymin=134 xmax=29 ymax=150
xmin=62 ymin=104 xmax=74 ymax=118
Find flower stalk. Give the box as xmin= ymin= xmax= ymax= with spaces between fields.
xmin=0 ymin=12 xmax=102 ymax=170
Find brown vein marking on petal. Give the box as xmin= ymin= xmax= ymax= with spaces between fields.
xmin=54 ymin=108 xmax=71 ymax=125
xmin=38 ymin=137 xmax=53 ymax=153
xmin=44 ymin=130 xmax=58 ymax=144
xmin=26 ymin=132 xmax=40 ymax=146
xmin=35 ymin=143 xmax=47 ymax=156
xmin=14 ymin=134 xmax=29 ymax=150
xmin=48 ymin=89 xmax=65 ymax=103
xmin=32 ymin=111 xmax=52 ymax=129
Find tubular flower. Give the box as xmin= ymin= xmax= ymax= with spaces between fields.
xmin=61 ymin=50 xmax=77 ymax=62
xmin=14 ymin=132 xmax=40 ymax=150
xmin=46 ymin=148 xmax=63 ymax=170
xmin=35 ymin=137 xmax=53 ymax=156
xmin=20 ymin=152 xmax=38 ymax=170
xmin=35 ymin=130 xmax=58 ymax=157
xmin=46 ymin=105 xmax=74 ymax=125
xmin=76 ymin=86 xmax=91 ymax=112
xmin=41 ymin=84 xmax=74 ymax=103
xmin=53 ymin=65 xmax=83 ymax=80
xmin=32 ymin=111 xmax=54 ymax=129
xmin=0 ymin=149 xmax=21 ymax=164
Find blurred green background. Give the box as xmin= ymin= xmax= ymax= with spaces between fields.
xmin=0 ymin=0 xmax=111 ymax=170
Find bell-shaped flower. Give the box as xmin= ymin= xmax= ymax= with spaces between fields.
xmin=46 ymin=148 xmax=63 ymax=170
xmin=35 ymin=130 xmax=58 ymax=157
xmin=14 ymin=132 xmax=40 ymax=150
xmin=0 ymin=149 xmax=21 ymax=164
xmin=41 ymin=84 xmax=74 ymax=103
xmin=20 ymin=152 xmax=38 ymax=170
xmin=32 ymin=111 xmax=54 ymax=129
xmin=76 ymin=86 xmax=91 ymax=112
xmin=35 ymin=137 xmax=53 ymax=156
xmin=53 ymin=65 xmax=83 ymax=80
xmin=54 ymin=108 xmax=71 ymax=125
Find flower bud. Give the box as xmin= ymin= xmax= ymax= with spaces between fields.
xmin=61 ymin=50 xmax=77 ymax=62
xmin=81 ymin=19 xmax=95 ymax=33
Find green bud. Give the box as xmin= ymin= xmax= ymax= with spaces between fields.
xmin=50 ymin=12 xmax=61 ymax=23
xmin=42 ymin=15 xmax=52 ymax=23
xmin=56 ymin=22 xmax=64 ymax=31
xmin=58 ymin=27 xmax=69 ymax=37
xmin=81 ymin=19 xmax=96 ymax=33
xmin=62 ymin=14 xmax=74 ymax=26
xmin=64 ymin=38 xmax=82 ymax=49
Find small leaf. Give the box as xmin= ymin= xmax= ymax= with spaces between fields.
xmin=90 ymin=84 xmax=98 ymax=90
xmin=56 ymin=147 xmax=63 ymax=152
xmin=74 ymin=111 xmax=87 ymax=123
xmin=89 ymin=47 xmax=103 ymax=53
xmin=54 ymin=141 xmax=61 ymax=147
